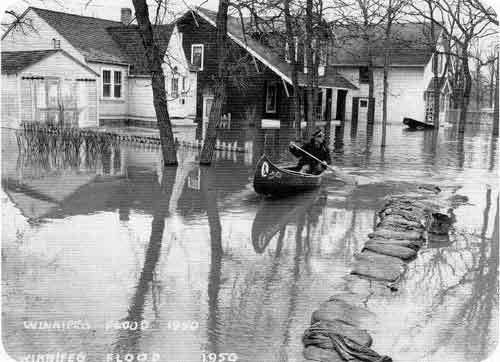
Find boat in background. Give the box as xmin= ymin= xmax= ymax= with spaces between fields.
xmin=253 ymin=155 xmax=323 ymax=197
xmin=403 ymin=117 xmax=435 ymax=130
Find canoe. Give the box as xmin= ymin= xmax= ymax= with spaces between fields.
xmin=251 ymin=189 xmax=322 ymax=253
xmin=403 ymin=117 xmax=435 ymax=130
xmin=253 ymin=155 xmax=323 ymax=196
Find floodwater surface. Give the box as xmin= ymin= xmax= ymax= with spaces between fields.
xmin=2 ymin=122 xmax=498 ymax=362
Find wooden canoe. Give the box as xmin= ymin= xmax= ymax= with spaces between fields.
xmin=403 ymin=117 xmax=435 ymax=130
xmin=253 ymin=155 xmax=323 ymax=197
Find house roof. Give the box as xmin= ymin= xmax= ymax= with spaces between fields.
xmin=425 ymin=76 xmax=451 ymax=94
xmin=330 ymin=23 xmax=434 ymax=67
xmin=28 ymin=7 xmax=175 ymax=74
xmin=1 ymin=49 xmax=100 ymax=76
xmin=107 ymin=24 xmax=174 ymax=75
xmin=193 ymin=8 xmax=357 ymax=90
xmin=1 ymin=49 xmax=59 ymax=74
xmin=31 ymin=7 xmax=127 ymax=64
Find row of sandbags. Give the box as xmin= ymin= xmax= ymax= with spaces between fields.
xmin=303 ymin=187 xmax=455 ymax=362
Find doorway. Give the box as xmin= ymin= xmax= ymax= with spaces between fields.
xmin=336 ymin=89 xmax=347 ymax=122
xmin=202 ymin=96 xmax=214 ymax=140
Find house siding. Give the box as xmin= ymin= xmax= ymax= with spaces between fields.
xmin=1 ymin=9 xmax=85 ymax=64
xmin=3 ymin=52 xmax=99 ymax=128
xmin=1 ymin=75 xmax=20 ymax=128
xmin=178 ymin=14 xmax=293 ymax=143
xmin=336 ymin=66 xmax=426 ymax=124
xmin=88 ymin=62 xmax=128 ymax=121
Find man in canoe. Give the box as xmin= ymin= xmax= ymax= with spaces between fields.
xmin=289 ymin=128 xmax=332 ymax=174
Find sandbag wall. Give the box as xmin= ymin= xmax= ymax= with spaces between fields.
xmin=303 ymin=186 xmax=456 ymax=362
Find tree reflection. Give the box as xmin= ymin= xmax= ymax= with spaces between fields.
xmin=112 ymin=166 xmax=178 ymax=355
xmin=402 ymin=189 xmax=498 ymax=360
xmin=200 ymin=166 xmax=223 ymax=354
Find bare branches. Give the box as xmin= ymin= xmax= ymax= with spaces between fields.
xmin=2 ymin=9 xmax=38 ymax=36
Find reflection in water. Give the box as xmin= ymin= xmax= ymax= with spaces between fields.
xmin=113 ymin=167 xmax=178 ymax=355
xmin=251 ymin=189 xmax=323 ymax=254
xmin=201 ymin=166 xmax=223 ymax=354
xmin=1 ymin=123 xmax=498 ymax=362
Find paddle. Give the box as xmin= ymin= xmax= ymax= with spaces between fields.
xmin=290 ymin=142 xmax=357 ymax=185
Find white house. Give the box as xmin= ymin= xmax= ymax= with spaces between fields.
xmin=1 ymin=49 xmax=99 ymax=129
xmin=329 ymin=23 xmax=451 ymax=125
xmin=1 ymin=7 xmax=196 ymax=133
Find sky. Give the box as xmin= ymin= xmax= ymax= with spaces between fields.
xmin=1 ymin=0 xmax=220 ymax=23
xmin=1 ymin=0 xmax=499 ymax=24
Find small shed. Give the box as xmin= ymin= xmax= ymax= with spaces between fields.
xmin=1 ymin=49 xmax=99 ymax=129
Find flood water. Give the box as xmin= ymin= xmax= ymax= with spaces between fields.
xmin=2 ymin=122 xmax=498 ymax=362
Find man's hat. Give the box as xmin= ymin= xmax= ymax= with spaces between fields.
xmin=312 ymin=128 xmax=324 ymax=137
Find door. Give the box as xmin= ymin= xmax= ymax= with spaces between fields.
xmin=358 ymin=98 xmax=369 ymax=120
xmin=336 ymin=89 xmax=347 ymax=123
xmin=202 ymin=96 xmax=214 ymax=140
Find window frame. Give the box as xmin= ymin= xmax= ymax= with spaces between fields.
xmin=191 ymin=44 xmax=204 ymax=71
xmin=101 ymin=68 xmax=123 ymax=100
xmin=171 ymin=77 xmax=179 ymax=98
xmin=265 ymin=82 xmax=278 ymax=114
xmin=359 ymin=66 xmax=370 ymax=84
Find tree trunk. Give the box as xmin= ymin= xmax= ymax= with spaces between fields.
xmin=132 ymin=0 xmax=177 ymax=166
xmin=476 ymin=58 xmax=481 ymax=110
xmin=367 ymin=65 xmax=375 ymax=125
xmin=459 ymin=44 xmax=472 ymax=133
xmin=432 ymin=53 xmax=440 ymax=128
xmin=493 ymin=54 xmax=499 ymax=137
xmin=381 ymin=57 xmax=389 ymax=147
xmin=305 ymin=0 xmax=315 ymax=139
xmin=284 ymin=0 xmax=302 ymax=138
xmin=200 ymin=0 xmax=229 ymax=165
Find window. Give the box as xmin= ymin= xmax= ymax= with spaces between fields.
xmin=171 ymin=78 xmax=179 ymax=98
xmin=359 ymin=67 xmax=370 ymax=84
xmin=285 ymin=42 xmax=290 ymax=63
xmin=191 ymin=44 xmax=204 ymax=70
xmin=102 ymin=69 xmax=123 ymax=99
xmin=360 ymin=99 xmax=368 ymax=108
xmin=52 ymin=38 xmax=60 ymax=48
xmin=103 ymin=70 xmax=111 ymax=97
xmin=114 ymin=71 xmax=122 ymax=98
xmin=182 ymin=76 xmax=186 ymax=92
xmin=294 ymin=37 xmax=299 ymax=61
xmin=265 ymin=82 xmax=277 ymax=113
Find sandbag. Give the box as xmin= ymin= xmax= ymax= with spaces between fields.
xmin=377 ymin=214 xmax=424 ymax=230
xmin=311 ymin=299 xmax=376 ymax=328
xmin=304 ymin=345 xmax=343 ymax=362
xmin=367 ymin=237 xmax=423 ymax=251
xmin=303 ymin=319 xmax=373 ymax=348
xmin=351 ymin=251 xmax=405 ymax=282
xmin=303 ymin=324 xmax=392 ymax=362
xmin=363 ymin=240 xmax=417 ymax=260
xmin=368 ymin=228 xmax=423 ymax=240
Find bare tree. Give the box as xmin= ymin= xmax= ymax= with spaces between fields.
xmin=428 ymin=0 xmax=496 ymax=132
xmin=199 ymin=0 xmax=230 ymax=165
xmin=132 ymin=0 xmax=178 ymax=165
xmin=379 ymin=0 xmax=409 ymax=147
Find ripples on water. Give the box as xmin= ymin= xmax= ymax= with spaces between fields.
xmin=1 ymin=122 xmax=498 ymax=362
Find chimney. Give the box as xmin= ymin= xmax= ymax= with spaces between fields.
xmin=121 ymin=8 xmax=132 ymax=25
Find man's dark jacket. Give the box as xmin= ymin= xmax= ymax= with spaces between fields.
xmin=289 ymin=140 xmax=332 ymax=173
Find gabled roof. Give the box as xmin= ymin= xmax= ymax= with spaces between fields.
xmin=192 ymin=8 xmax=357 ymax=90
xmin=107 ymin=24 xmax=174 ymax=75
xmin=17 ymin=7 xmax=176 ymax=74
xmin=1 ymin=49 xmax=59 ymax=74
xmin=425 ymin=76 xmax=451 ymax=94
xmin=31 ymin=7 xmax=126 ymax=64
xmin=330 ymin=23 xmax=434 ymax=67
xmin=1 ymin=49 xmax=98 ymax=76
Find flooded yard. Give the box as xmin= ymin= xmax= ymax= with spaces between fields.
xmin=1 ymin=122 xmax=498 ymax=362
